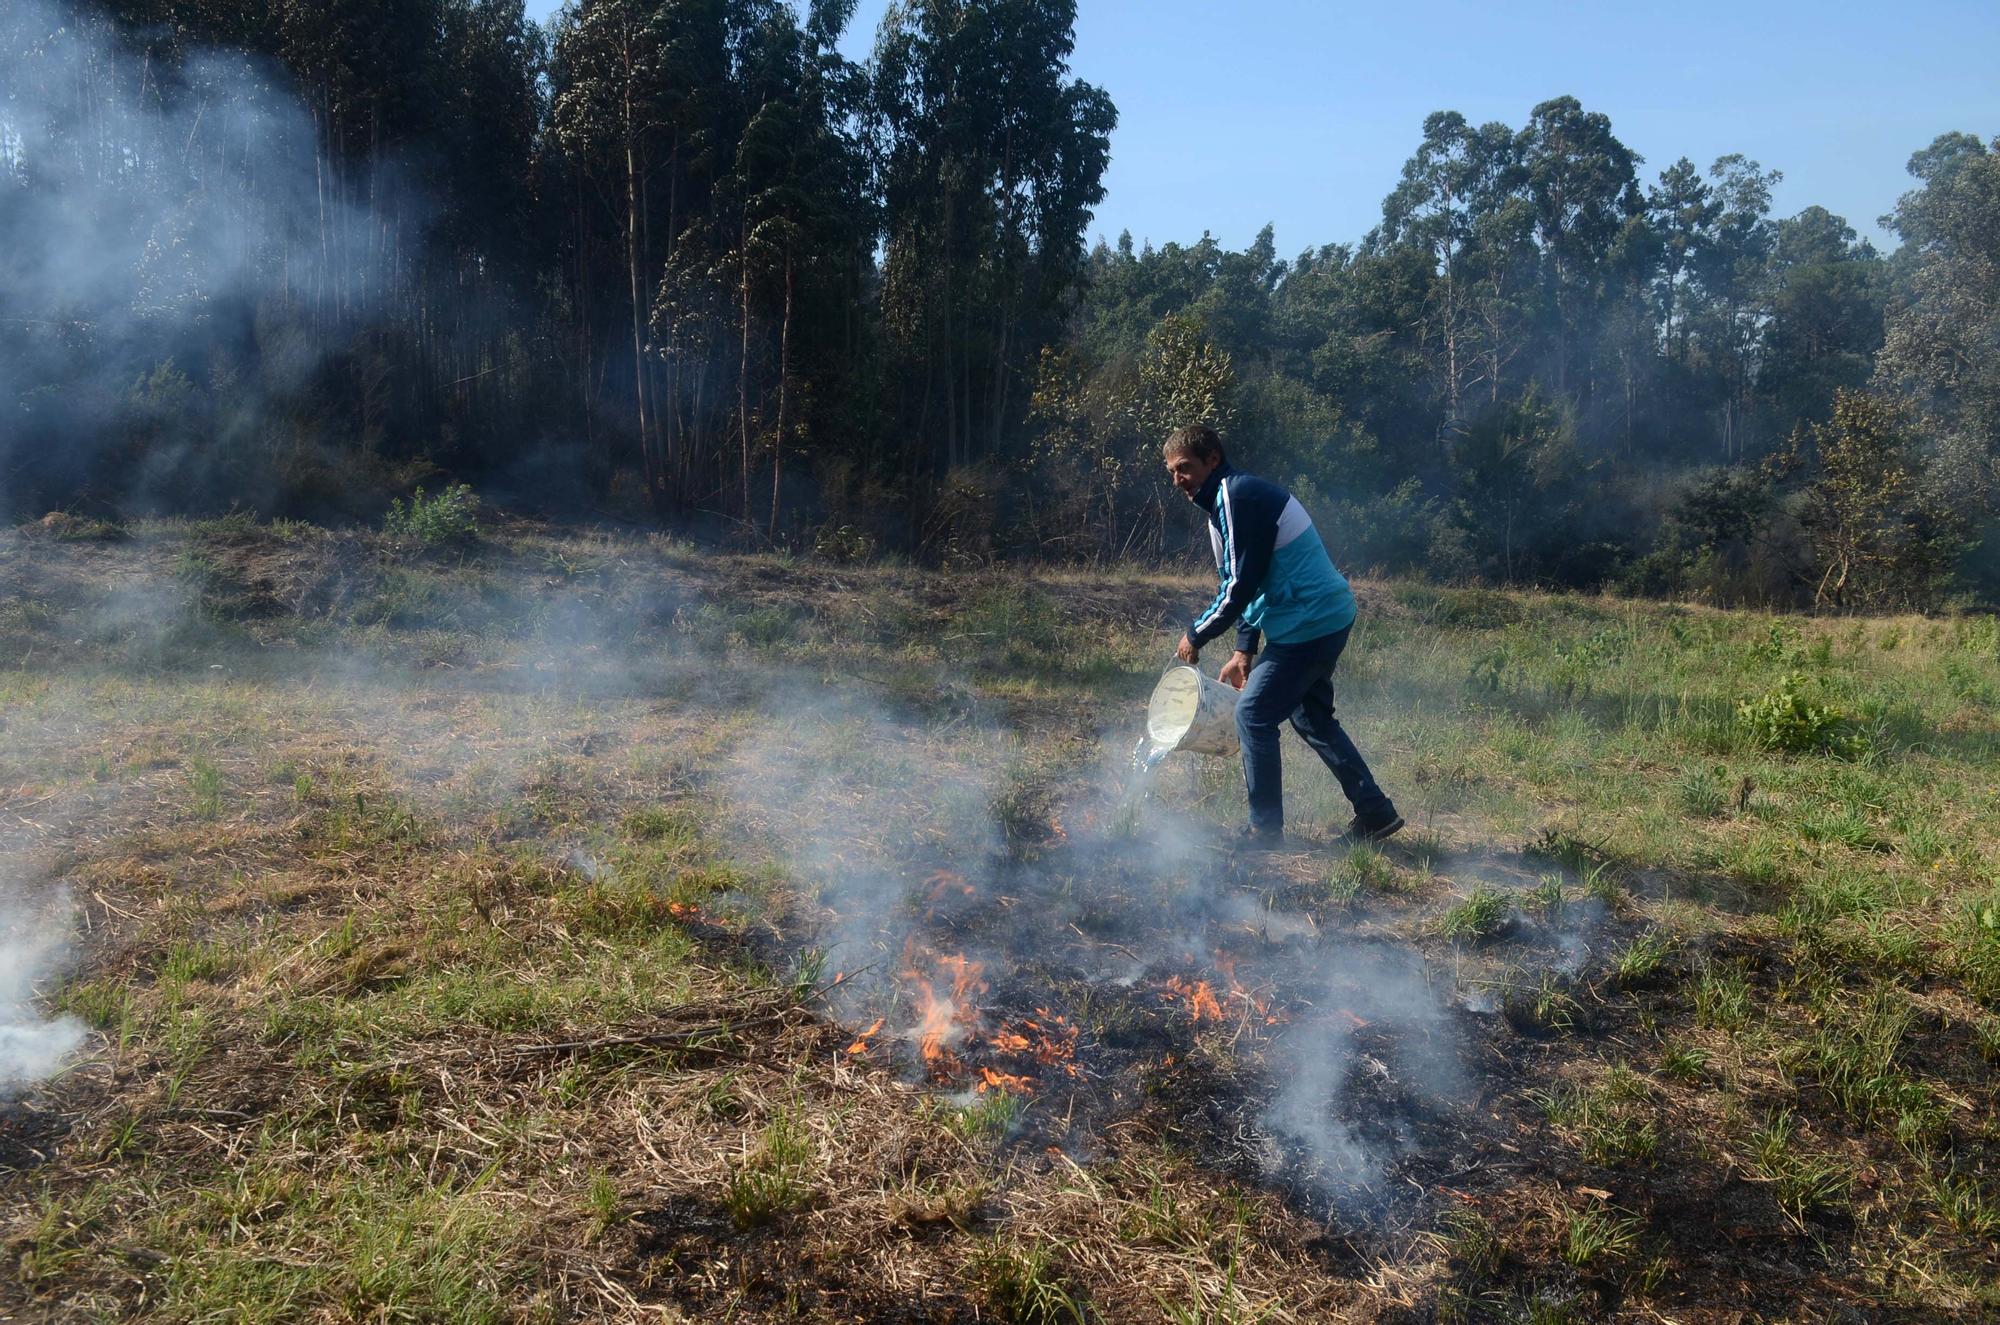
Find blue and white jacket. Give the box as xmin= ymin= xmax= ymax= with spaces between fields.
xmin=1188 ymin=463 xmax=1357 ymax=655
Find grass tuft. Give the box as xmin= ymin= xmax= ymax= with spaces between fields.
xmin=1557 ymin=1205 xmax=1642 ymax=1269
xmin=1438 ymin=887 xmax=1512 ymax=945
xmin=723 ymin=1106 xmax=818 ymax=1229
xmin=967 ymin=1236 xmax=1088 ymax=1325
xmin=1610 ymin=931 xmax=1672 ymax=987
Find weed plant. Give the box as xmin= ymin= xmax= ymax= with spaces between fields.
xmin=384 ymin=484 xmax=480 ymax=547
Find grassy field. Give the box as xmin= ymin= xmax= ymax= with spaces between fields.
xmin=2 ymin=513 xmax=1997 ymax=1323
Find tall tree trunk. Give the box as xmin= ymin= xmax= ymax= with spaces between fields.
xmin=621 ymin=56 xmax=655 ymax=512
xmin=1440 ymin=232 xmax=1462 ymax=425
xmin=771 ymin=247 xmax=793 ymax=541
xmin=988 ymin=307 xmax=1011 ymax=456
xmin=575 ymin=164 xmax=594 ymax=451
xmin=663 ymin=131 xmax=681 ymax=508
xmin=739 ymin=207 xmax=752 ymax=522
xmin=941 ymin=188 xmax=957 ymax=473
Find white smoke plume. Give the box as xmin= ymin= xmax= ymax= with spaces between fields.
xmin=0 ymin=891 xmax=85 ymax=1096
xmin=0 ymin=0 xmax=408 ymax=516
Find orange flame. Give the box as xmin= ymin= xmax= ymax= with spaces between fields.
xmin=923 ymin=869 xmax=975 ymax=903
xmin=844 ymin=1017 xmax=884 ymax=1056
xmin=975 ymin=1066 xmax=1034 ymax=1095
xmin=1214 ymin=954 xmax=1284 ymax=1026
xmin=1163 ymin=976 xmax=1225 ymax=1022
xmin=986 ymin=1008 xmax=1080 ymax=1077
xmin=901 ymin=941 xmax=989 ymax=1076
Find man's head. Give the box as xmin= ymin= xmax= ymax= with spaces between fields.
xmin=1163 ymin=424 xmax=1225 ymax=500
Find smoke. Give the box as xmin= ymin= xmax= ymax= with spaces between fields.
xmin=0 ymin=0 xmax=411 ymax=517
xmin=707 ymin=656 xmax=1475 ymax=1201
xmin=0 ymin=891 xmax=85 ymax=1096
xmin=1256 ymin=937 xmax=1465 ymax=1194
xmin=721 ymin=674 xmax=1008 ymax=977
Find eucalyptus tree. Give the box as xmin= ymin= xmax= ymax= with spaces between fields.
xmin=1690 ymin=155 xmax=1781 ymax=459
xmin=548 ymin=0 xmax=675 ymax=506
xmin=1376 ymin=112 xmax=1520 ymax=425
xmin=1878 ymin=132 xmax=2000 ymax=456
xmin=871 ymin=0 xmax=1114 ymax=480
xmin=1647 ymin=157 xmax=1714 ymax=366
xmin=716 ymin=0 xmax=872 ymax=532
xmin=1516 ymin=96 xmax=1642 ymax=401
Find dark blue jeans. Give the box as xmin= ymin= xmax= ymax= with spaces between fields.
xmin=1234 ymin=626 xmax=1395 ymax=836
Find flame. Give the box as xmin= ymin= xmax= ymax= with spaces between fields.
xmin=901 ymin=941 xmax=989 ymax=1076
xmin=844 ymin=1017 xmax=884 ymax=1056
xmin=1162 ymin=976 xmax=1225 ymax=1023
xmin=975 ymin=1066 xmax=1034 ymax=1095
xmin=987 ymin=1008 xmax=1080 ymax=1077
xmin=1157 ymin=958 xmax=1287 ymax=1030
xmin=923 ymin=869 xmax=975 ymax=902
xmin=898 ymin=939 xmax=1086 ymax=1093
xmin=1215 ymin=954 xmax=1284 ymax=1026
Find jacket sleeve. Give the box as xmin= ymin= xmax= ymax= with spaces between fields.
xmin=1188 ymin=478 xmax=1278 ymax=650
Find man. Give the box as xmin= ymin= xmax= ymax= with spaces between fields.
xmin=1165 ymin=424 xmax=1402 ymax=848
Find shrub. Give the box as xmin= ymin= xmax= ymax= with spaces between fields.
xmin=1735 ymin=673 xmax=1867 ymax=758
xmin=385 ymin=484 xmax=479 ymax=548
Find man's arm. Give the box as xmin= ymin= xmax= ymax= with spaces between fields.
xmin=1187 ymin=479 xmax=1278 ymax=651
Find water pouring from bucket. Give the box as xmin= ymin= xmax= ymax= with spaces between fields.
xmin=1129 ymin=661 xmax=1243 ymax=791
xmin=1148 ymin=665 xmax=1242 ymax=758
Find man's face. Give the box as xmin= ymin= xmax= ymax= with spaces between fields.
xmin=1165 ymin=450 xmax=1220 ymax=500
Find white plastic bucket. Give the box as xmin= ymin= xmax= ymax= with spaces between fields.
xmin=1146 ymin=665 xmax=1241 ymax=758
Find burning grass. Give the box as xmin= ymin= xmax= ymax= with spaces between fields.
xmin=3 ymin=517 xmax=1999 ymax=1320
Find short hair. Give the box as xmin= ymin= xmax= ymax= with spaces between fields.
xmin=1162 ymin=423 xmax=1225 ymax=465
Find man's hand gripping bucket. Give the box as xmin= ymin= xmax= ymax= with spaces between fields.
xmin=1145 ymin=664 xmax=1241 ymax=758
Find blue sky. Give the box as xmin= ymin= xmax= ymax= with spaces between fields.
xmin=526 ymin=1 xmax=2000 ymax=254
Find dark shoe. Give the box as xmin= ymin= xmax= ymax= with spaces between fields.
xmin=1338 ymin=812 xmax=1404 ymax=846
xmin=1234 ymin=825 xmax=1286 ymax=852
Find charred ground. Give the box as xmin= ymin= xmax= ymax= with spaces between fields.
xmin=2 ymin=514 xmax=1997 ymax=1322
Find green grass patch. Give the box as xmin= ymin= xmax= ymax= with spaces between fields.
xmin=1437 ymin=887 xmax=1512 ymax=945
xmin=724 ymin=1105 xmax=818 ymax=1229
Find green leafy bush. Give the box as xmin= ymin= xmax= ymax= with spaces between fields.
xmin=385 ymin=484 xmax=479 ymax=547
xmin=1735 ymin=673 xmax=1867 ymax=758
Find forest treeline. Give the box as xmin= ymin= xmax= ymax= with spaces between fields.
xmin=3 ymin=0 xmax=1997 ymax=609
